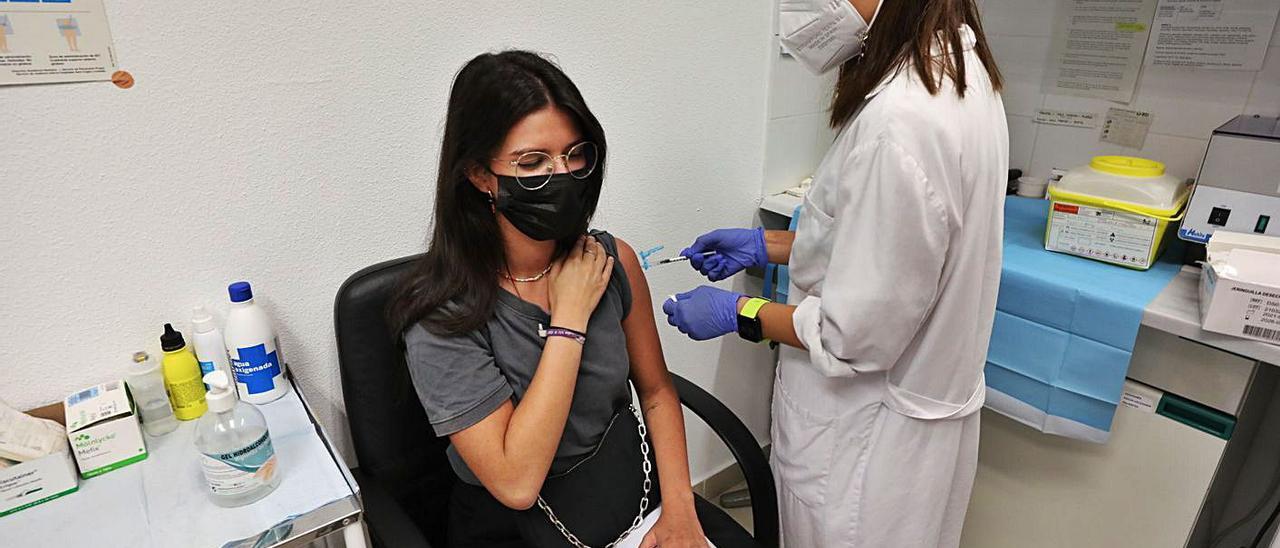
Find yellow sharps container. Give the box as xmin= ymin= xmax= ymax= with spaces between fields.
xmin=1044 ymin=156 xmax=1190 ymax=270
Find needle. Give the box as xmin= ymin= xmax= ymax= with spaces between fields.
xmin=653 ymin=251 xmax=716 ymax=267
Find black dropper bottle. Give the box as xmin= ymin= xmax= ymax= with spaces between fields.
xmin=158 ymin=323 xmax=207 ymax=420
xmin=160 ymin=323 xmax=187 ymax=352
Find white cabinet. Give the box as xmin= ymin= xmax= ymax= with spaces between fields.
xmin=961 ymin=382 xmax=1229 ymax=548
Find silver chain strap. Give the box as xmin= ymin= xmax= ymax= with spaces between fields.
xmin=536 ymin=405 xmax=652 ymax=548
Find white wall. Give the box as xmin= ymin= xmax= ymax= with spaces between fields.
xmin=0 ymin=1 xmax=781 ymax=482
xmin=982 ymin=0 xmax=1280 ymax=182
xmin=762 ymin=50 xmax=839 ymax=197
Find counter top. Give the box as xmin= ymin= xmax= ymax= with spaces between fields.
xmin=1143 ymin=266 xmax=1280 ymax=365
xmin=759 ymin=196 xmax=1280 ymax=366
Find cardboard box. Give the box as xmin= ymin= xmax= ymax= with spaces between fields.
xmin=64 ymin=381 xmax=147 ymax=478
xmin=0 ymin=404 xmax=79 ymax=517
xmin=1200 ymin=249 xmax=1280 ymax=345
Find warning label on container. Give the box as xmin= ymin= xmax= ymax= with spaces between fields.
xmin=1046 ymin=202 xmax=1158 ymax=268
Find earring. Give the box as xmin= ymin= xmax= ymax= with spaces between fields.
xmin=486 ymin=190 xmax=496 ymax=213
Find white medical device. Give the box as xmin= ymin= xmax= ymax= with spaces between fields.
xmin=1180 ymin=115 xmax=1280 ymax=243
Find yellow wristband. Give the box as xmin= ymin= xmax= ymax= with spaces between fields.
xmin=740 ymin=297 xmax=770 ymax=319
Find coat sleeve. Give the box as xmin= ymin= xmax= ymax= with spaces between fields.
xmin=792 ymin=138 xmax=951 ymax=377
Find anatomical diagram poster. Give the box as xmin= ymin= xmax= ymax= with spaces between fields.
xmin=0 ymin=0 xmax=117 ymax=85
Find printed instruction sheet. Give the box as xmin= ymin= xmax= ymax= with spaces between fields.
xmin=1146 ymin=0 xmax=1279 ymax=70
xmin=1101 ymin=107 xmax=1154 ymax=149
xmin=0 ymin=0 xmax=116 ymax=85
xmin=1043 ymin=0 xmax=1161 ymax=103
xmin=1035 ymin=108 xmax=1102 ymax=129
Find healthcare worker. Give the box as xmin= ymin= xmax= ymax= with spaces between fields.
xmin=663 ymin=0 xmax=1008 ymax=546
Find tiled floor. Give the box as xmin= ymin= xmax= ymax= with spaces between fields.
xmin=711 ymin=481 xmax=754 ymax=535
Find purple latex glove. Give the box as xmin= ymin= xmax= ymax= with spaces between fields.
xmin=681 ymin=228 xmax=768 ymax=282
xmin=662 ymin=286 xmax=744 ymax=341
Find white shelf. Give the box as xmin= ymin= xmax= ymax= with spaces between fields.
xmin=760 ymin=192 xmax=803 ymax=217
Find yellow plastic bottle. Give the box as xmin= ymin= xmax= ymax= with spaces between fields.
xmin=160 ymin=323 xmax=208 ymax=420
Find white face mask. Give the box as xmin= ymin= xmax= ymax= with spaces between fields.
xmin=778 ymin=0 xmax=884 ymax=75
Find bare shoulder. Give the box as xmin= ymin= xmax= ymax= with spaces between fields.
xmin=612 ymin=237 xmax=644 ymax=278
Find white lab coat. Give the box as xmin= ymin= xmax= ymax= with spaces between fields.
xmin=772 ymin=25 xmax=1008 ymax=548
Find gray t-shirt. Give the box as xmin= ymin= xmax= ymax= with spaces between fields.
xmin=403 ymin=231 xmax=633 ymax=485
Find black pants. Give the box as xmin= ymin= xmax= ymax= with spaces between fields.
xmin=447 ymin=480 xmax=759 ymax=548
xmin=445 ymin=411 xmax=758 ymax=547
xmin=446 ymin=480 xmax=524 ymax=548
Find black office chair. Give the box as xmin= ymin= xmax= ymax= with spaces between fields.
xmin=334 ymin=255 xmax=779 ymax=548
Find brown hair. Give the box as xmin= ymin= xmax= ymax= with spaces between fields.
xmin=829 ymin=0 xmax=1002 ymax=128
xmin=387 ymin=50 xmax=607 ymax=337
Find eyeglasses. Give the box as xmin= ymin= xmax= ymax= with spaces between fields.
xmin=495 ymin=141 xmax=599 ymax=191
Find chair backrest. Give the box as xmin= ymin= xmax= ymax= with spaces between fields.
xmin=334 ymin=254 xmax=453 ymax=542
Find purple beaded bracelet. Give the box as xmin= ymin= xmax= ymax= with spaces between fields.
xmin=539 ymin=324 xmax=587 ymax=345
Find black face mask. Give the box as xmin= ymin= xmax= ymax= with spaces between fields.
xmin=492 ymin=173 xmax=589 ymax=241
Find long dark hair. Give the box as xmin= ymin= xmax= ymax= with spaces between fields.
xmin=388 ymin=51 xmax=607 ymax=336
xmin=830 ymin=0 xmax=1002 ymax=128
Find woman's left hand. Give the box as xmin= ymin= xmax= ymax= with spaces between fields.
xmin=638 ymin=508 xmax=708 ymax=548
xmin=662 ymin=286 xmax=744 ymax=341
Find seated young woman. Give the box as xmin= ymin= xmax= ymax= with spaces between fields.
xmin=388 ymin=50 xmax=751 ymax=548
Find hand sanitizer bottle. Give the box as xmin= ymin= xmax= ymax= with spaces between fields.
xmin=194 ymin=371 xmax=281 ymax=507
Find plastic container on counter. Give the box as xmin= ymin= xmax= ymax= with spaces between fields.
xmin=1044 ymin=156 xmax=1190 ymax=270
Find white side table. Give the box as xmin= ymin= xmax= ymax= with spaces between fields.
xmin=0 ymin=373 xmax=368 ymax=548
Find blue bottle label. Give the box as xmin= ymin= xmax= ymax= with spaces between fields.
xmin=198 ymin=360 xmax=216 ymax=388
xmin=230 ymin=343 xmax=281 ymax=395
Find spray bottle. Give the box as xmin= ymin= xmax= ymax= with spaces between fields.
xmin=191 ymin=306 xmax=232 ymax=387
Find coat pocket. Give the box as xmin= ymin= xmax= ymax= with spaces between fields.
xmin=771 ymin=375 xmax=838 ymax=508
xmin=789 ymin=192 xmax=836 ymax=293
